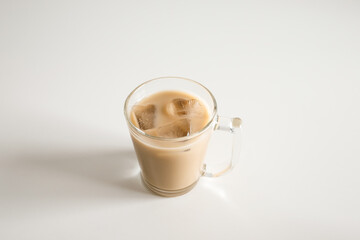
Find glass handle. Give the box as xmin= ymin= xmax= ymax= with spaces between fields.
xmin=202 ymin=115 xmax=242 ymax=177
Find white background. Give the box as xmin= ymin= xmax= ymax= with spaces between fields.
xmin=1 ymin=0 xmax=359 ymax=239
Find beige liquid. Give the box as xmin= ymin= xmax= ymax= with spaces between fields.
xmin=129 ymin=91 xmax=212 ymax=194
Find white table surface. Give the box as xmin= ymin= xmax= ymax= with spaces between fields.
xmin=1 ymin=1 xmax=359 ymax=239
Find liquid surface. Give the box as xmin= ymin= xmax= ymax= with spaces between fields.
xmin=130 ymin=91 xmax=210 ymax=138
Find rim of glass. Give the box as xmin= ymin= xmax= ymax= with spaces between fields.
xmin=124 ymin=76 xmax=218 ymax=142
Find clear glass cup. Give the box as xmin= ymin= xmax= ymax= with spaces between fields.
xmin=124 ymin=77 xmax=242 ymax=197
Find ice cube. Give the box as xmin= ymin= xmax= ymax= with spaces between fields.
xmin=132 ymin=104 xmax=156 ymax=130
xmin=145 ymin=118 xmax=191 ymax=138
xmin=165 ymin=98 xmax=203 ymax=117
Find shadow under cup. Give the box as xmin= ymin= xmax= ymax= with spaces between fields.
xmin=124 ymin=77 xmax=217 ymax=197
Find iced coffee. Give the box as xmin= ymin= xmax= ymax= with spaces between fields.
xmin=130 ymin=90 xmax=211 ymax=195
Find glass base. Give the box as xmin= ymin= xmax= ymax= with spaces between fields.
xmin=141 ymin=175 xmax=199 ymax=197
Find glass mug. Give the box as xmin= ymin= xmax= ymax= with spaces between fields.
xmin=124 ymin=77 xmax=242 ymax=197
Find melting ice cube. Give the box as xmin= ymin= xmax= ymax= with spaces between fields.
xmin=165 ymin=98 xmax=203 ymax=117
xmin=132 ymin=104 xmax=156 ymax=130
xmin=145 ymin=118 xmax=191 ymax=138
